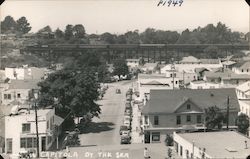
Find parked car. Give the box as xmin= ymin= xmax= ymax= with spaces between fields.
xmin=124 ymin=115 xmax=132 ymax=122
xmin=116 ymin=89 xmax=121 ymax=94
xmin=123 ymin=120 xmax=131 ymax=128
xmin=120 ymin=135 xmax=131 ymax=144
xmin=125 ymin=108 xmax=132 ymax=116
xmin=120 ymin=125 xmax=129 ymax=135
xmin=125 ymin=103 xmax=131 ymax=109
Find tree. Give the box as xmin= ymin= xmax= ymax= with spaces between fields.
xmin=38 ymin=25 xmax=52 ymax=33
xmin=236 ymin=113 xmax=249 ymax=135
xmin=55 ymin=28 xmax=64 ymax=39
xmin=1 ymin=15 xmax=16 ymax=33
xmin=38 ymin=56 xmax=101 ymax=125
xmin=203 ymin=46 xmax=221 ymax=59
xmin=205 ymin=106 xmax=225 ymax=130
xmin=73 ymin=24 xmax=85 ymax=38
xmin=113 ymin=59 xmax=129 ymax=79
xmin=64 ymin=24 xmax=74 ymax=40
xmin=16 ymin=16 xmax=31 ymax=34
xmin=100 ymin=32 xmax=116 ymax=44
xmin=140 ymin=28 xmax=157 ymax=43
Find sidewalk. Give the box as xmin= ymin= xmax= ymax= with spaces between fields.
xmin=131 ymin=98 xmax=143 ymax=143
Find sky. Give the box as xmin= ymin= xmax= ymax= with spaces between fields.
xmin=0 ymin=0 xmax=249 ymax=34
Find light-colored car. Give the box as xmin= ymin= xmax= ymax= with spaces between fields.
xmin=123 ymin=120 xmax=130 ymax=127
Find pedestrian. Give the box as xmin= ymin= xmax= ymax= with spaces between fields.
xmin=144 ymin=147 xmax=150 ymax=159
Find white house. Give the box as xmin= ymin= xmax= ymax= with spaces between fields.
xmin=5 ymin=66 xmax=47 ymax=80
xmin=141 ymin=62 xmax=159 ymax=73
xmin=1 ymin=79 xmax=40 ymax=105
xmin=126 ymin=59 xmax=142 ymax=72
xmin=173 ymin=131 xmax=250 ymax=159
xmin=236 ymin=81 xmax=250 ymax=99
xmin=5 ymin=108 xmax=64 ymax=158
xmin=161 ymin=60 xmax=223 ymax=76
xmin=161 ymin=65 xmax=198 ymax=85
xmin=187 ymin=80 xmax=220 ymax=89
xmin=137 ymin=73 xmax=179 ymax=101
xmin=232 ymin=61 xmax=250 ymax=75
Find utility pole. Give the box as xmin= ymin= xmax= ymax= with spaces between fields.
xmin=226 ymin=95 xmax=230 ymax=130
xmin=34 ymin=101 xmax=40 ymax=158
xmin=171 ymin=58 xmax=175 ymax=90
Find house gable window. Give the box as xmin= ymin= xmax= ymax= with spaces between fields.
xmin=154 ymin=116 xmax=159 ymax=125
xmin=187 ymin=104 xmax=191 ymax=110
xmin=176 ymin=115 xmax=181 ymax=125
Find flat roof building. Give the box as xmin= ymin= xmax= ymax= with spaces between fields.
xmin=173 ymin=131 xmax=250 ymax=159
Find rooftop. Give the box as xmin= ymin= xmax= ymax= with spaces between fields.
xmin=138 ymin=73 xmax=166 ymax=79
xmin=176 ymin=131 xmax=250 ymax=158
xmin=200 ymin=58 xmax=220 ymax=64
xmin=236 ymin=81 xmax=250 ymax=92
xmin=180 ymin=56 xmax=199 ymax=63
xmin=142 ymin=88 xmax=240 ymax=114
xmin=8 ymin=79 xmax=41 ymax=89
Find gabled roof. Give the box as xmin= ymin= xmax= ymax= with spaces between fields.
xmin=200 ymin=59 xmax=220 ymax=64
xmin=141 ymin=80 xmax=164 ymax=85
xmin=8 ymin=79 xmax=40 ymax=89
xmin=236 ymin=81 xmax=250 ymax=92
xmin=180 ymin=56 xmax=200 ymax=63
xmin=222 ymin=61 xmax=236 ymax=66
xmin=142 ymin=88 xmax=240 ymax=114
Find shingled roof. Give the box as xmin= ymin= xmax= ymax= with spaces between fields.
xmin=142 ymin=88 xmax=240 ymax=115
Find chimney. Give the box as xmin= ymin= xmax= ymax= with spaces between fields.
xmin=245 ymin=140 xmax=248 ymax=149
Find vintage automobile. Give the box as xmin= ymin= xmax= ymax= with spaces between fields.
xmin=116 ymin=89 xmax=121 ymax=94
xmin=120 ymin=135 xmax=131 ymax=144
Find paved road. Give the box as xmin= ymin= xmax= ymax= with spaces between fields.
xmin=78 ymin=80 xmax=133 ymax=146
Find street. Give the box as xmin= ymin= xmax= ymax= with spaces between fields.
xmin=79 ymin=80 xmax=133 ymax=146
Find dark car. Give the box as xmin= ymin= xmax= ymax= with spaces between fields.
xmin=116 ymin=89 xmax=121 ymax=94
xmin=120 ymin=125 xmax=129 ymax=135
xmin=120 ymin=136 xmax=131 ymax=144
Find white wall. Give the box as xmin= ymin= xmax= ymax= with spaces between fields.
xmin=173 ymin=132 xmax=210 ymax=159
xmin=5 ymin=109 xmax=55 ymax=156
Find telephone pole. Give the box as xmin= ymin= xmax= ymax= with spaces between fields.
xmin=226 ymin=96 xmax=230 ymax=130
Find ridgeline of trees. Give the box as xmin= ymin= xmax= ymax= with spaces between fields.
xmin=1 ymin=15 xmax=247 ymax=45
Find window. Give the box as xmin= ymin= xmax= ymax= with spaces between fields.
xmin=242 ymin=69 xmax=244 ymax=72
xmin=145 ymin=116 xmax=149 ymax=125
xmin=247 ymin=69 xmax=249 ymax=72
xmin=177 ymin=116 xmax=181 ymax=125
xmin=50 ymin=117 xmax=53 ymax=130
xmin=154 ymin=116 xmax=159 ymax=125
xmin=186 ymin=115 xmax=191 ymax=122
xmin=197 ymin=86 xmax=203 ymax=89
xmin=176 ymin=81 xmax=178 ymax=84
xmin=7 ymin=94 xmax=11 ymax=99
xmin=4 ymin=94 xmax=7 ymax=99
xmin=180 ymin=146 xmax=183 ymax=156
xmin=187 ymin=104 xmax=191 ymax=110
xmin=22 ymin=123 xmax=31 ymax=133
xmin=152 ymin=132 xmax=160 ymax=142
xmin=47 ymin=121 xmax=49 ymax=130
xmin=17 ymin=93 xmax=21 ymax=98
xmin=6 ymin=138 xmax=12 ymax=153
xmin=197 ymin=115 xmax=202 ymax=123
xmin=20 ymin=138 xmax=37 ymax=148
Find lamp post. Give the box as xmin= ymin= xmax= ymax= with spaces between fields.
xmin=32 ymin=89 xmax=40 ymax=158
